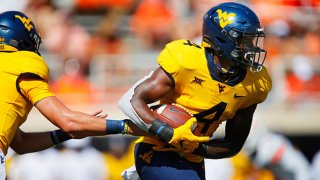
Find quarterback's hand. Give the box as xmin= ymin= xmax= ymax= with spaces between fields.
xmin=169 ymin=118 xmax=209 ymax=150
xmin=90 ymin=110 xmax=108 ymax=119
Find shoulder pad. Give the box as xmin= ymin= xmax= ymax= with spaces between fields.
xmin=17 ymin=51 xmax=50 ymax=81
xmin=158 ymin=39 xmax=203 ymax=71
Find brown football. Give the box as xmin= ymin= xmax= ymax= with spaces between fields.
xmin=152 ymin=103 xmax=193 ymax=128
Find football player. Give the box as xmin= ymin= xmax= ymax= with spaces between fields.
xmin=119 ymin=2 xmax=272 ymax=180
xmin=0 ymin=11 xmax=130 ymax=178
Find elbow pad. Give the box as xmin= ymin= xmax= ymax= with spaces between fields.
xmin=118 ymin=72 xmax=154 ymax=132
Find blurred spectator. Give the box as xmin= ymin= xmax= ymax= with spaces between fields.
xmin=43 ymin=12 xmax=92 ymax=72
xmin=0 ymin=0 xmax=26 ymax=12
xmin=251 ymin=0 xmax=319 ymax=6
xmin=285 ymin=55 xmax=320 ymax=102
xmin=58 ymin=138 xmax=107 ymax=180
xmin=243 ymin=118 xmax=311 ymax=180
xmin=91 ymin=8 xmax=128 ymax=54
xmin=8 ymin=149 xmax=61 ymax=180
xmin=75 ymin=0 xmax=135 ymax=11
xmin=51 ymin=58 xmax=100 ymax=104
xmin=230 ymin=151 xmax=275 ymax=180
xmin=103 ymin=136 xmax=135 ymax=180
xmin=130 ymin=0 xmax=175 ymax=49
xmin=24 ymin=1 xmax=93 ymax=75
xmin=8 ymin=139 xmax=107 ymax=180
xmin=311 ymin=150 xmax=320 ymax=180
xmin=303 ymin=30 xmax=320 ymax=57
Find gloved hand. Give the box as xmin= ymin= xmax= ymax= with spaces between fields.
xmin=169 ymin=118 xmax=209 ymax=151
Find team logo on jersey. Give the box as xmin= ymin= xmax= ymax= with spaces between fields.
xmin=218 ymin=84 xmax=225 ymax=93
xmin=15 ymin=15 xmax=33 ymax=32
xmin=139 ymin=151 xmax=153 ymax=164
xmin=216 ymin=9 xmax=236 ymax=28
xmin=191 ymin=76 xmax=205 ymax=86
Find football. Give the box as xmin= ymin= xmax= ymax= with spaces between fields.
xmin=152 ymin=103 xmax=193 ymax=128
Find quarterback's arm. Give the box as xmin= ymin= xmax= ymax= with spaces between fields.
xmin=194 ymin=104 xmax=257 ymax=159
xmin=35 ymin=96 xmax=107 ymax=138
xmin=10 ymin=110 xmax=108 ymax=154
xmin=10 ymin=128 xmax=55 ymax=154
xmin=19 ymin=78 xmax=110 ymax=138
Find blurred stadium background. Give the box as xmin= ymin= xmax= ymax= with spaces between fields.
xmin=2 ymin=0 xmax=320 ymax=179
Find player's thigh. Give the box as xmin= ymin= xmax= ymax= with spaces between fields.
xmin=134 ymin=143 xmax=203 ymax=180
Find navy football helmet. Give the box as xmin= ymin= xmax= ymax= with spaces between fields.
xmin=202 ymin=2 xmax=266 ymax=73
xmin=0 ymin=11 xmax=41 ymax=53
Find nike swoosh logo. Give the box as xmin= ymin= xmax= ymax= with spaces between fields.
xmin=234 ymin=93 xmax=245 ymax=98
xmin=169 ymin=107 xmax=180 ymax=112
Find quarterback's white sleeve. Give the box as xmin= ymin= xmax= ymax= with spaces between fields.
xmin=118 ymin=71 xmax=154 ymax=132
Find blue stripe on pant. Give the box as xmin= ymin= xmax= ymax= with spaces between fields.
xmin=134 ymin=143 xmax=205 ymax=180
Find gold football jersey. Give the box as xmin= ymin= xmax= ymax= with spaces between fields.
xmin=0 ymin=51 xmax=54 ymax=154
xmin=136 ymin=39 xmax=272 ymax=162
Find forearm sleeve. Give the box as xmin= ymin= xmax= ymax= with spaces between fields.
xmin=118 ymin=71 xmax=154 ymax=132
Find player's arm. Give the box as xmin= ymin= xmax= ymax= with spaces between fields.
xmin=132 ymin=68 xmax=175 ymax=124
xmin=118 ymin=67 xmax=209 ymax=146
xmin=19 ymin=77 xmax=125 ymax=139
xmin=10 ymin=111 xmax=108 ymax=154
xmin=119 ymin=67 xmax=174 ymax=132
xmin=194 ymin=104 xmax=257 ymax=159
xmin=35 ymin=96 xmax=108 ymax=138
xmin=10 ymin=128 xmax=55 ymax=154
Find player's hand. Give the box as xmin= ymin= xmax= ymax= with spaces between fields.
xmin=90 ymin=109 xmax=108 ymax=118
xmin=169 ymin=117 xmax=209 ymax=149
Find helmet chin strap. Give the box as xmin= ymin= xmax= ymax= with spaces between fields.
xmin=214 ymin=62 xmax=236 ymax=75
xmin=214 ymin=52 xmax=237 ymax=75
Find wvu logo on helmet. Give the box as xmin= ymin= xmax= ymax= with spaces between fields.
xmin=216 ymin=9 xmax=235 ymax=28
xmin=14 ymin=15 xmax=33 ymax=31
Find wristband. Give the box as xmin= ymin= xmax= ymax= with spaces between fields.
xmin=50 ymin=130 xmax=72 ymax=145
xmin=106 ymin=119 xmax=129 ymax=135
xmin=148 ymin=119 xmax=173 ymax=142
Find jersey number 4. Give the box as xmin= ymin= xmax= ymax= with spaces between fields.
xmin=194 ymin=102 xmax=227 ymax=134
